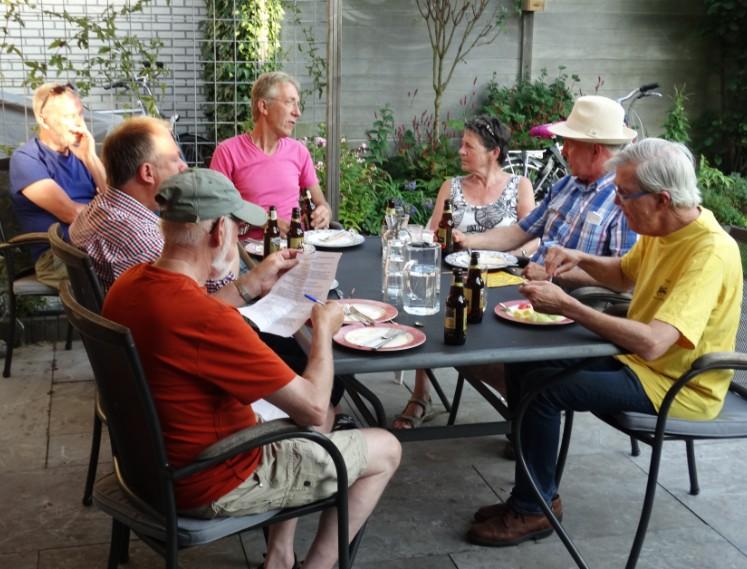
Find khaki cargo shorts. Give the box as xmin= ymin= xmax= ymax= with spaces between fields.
xmin=194 ymin=429 xmax=367 ymax=518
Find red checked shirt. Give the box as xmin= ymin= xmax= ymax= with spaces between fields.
xmin=69 ymin=187 xmax=234 ymax=292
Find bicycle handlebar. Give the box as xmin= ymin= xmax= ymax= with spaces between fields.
xmin=639 ymin=82 xmax=659 ymax=93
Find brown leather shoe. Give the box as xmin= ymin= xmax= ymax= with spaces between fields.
xmin=467 ymin=498 xmax=562 ymax=547
xmin=473 ymin=495 xmax=562 ymax=523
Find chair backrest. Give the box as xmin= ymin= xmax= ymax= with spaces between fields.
xmin=48 ymin=223 xmax=105 ymax=313
xmin=728 ymin=225 xmax=747 ymax=391
xmin=59 ymin=280 xmax=172 ymax=514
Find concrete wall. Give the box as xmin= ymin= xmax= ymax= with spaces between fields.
xmin=0 ymin=0 xmax=714 ymax=154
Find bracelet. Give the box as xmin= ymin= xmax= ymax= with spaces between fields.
xmin=233 ymin=279 xmax=254 ymax=304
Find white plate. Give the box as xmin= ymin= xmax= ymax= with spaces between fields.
xmin=305 ymin=229 xmax=365 ymax=248
xmin=444 ymin=250 xmax=517 ymax=270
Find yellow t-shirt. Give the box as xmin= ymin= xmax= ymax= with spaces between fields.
xmin=616 ymin=208 xmax=743 ymax=420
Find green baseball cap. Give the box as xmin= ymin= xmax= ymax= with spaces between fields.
xmin=156 ymin=168 xmax=266 ymax=226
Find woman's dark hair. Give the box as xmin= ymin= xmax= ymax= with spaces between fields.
xmin=464 ymin=115 xmax=512 ymax=165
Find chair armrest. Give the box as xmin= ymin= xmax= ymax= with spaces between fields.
xmin=8 ymin=232 xmax=50 ymax=247
xmin=690 ymin=352 xmax=747 ymax=371
xmin=570 ymin=286 xmax=632 ymax=305
xmin=173 ymin=419 xmax=343 ymax=482
xmin=656 ymin=351 xmax=747 ymax=425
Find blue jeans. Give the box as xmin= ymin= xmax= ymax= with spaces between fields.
xmin=506 ymin=357 xmax=655 ymax=514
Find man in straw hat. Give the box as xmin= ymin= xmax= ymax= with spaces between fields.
xmin=103 ymin=168 xmax=401 ymax=569
xmin=467 ymin=139 xmax=742 ymax=547
xmin=455 ymin=95 xmax=639 ymax=287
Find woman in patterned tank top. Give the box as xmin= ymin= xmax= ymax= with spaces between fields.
xmin=393 ymin=116 xmax=536 ymax=429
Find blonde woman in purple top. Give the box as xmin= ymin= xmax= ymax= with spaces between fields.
xmin=393 ymin=116 xmax=536 ymax=429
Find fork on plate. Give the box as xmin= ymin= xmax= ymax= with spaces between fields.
xmin=344 ymin=304 xmax=376 ymax=325
xmin=369 ymin=328 xmax=405 ymax=350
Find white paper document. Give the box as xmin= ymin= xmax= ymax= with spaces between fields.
xmin=239 ymin=251 xmax=341 ymax=337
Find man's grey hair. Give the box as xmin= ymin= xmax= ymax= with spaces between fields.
xmin=160 ymin=218 xmax=218 ymax=247
xmin=606 ymin=138 xmax=701 ymax=207
xmin=251 ymin=71 xmax=301 ymax=123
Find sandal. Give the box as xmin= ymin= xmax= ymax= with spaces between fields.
xmin=392 ymin=397 xmax=433 ymax=429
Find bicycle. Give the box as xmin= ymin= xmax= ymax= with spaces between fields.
xmin=502 ymin=82 xmax=663 ymax=200
xmin=100 ymin=65 xmax=213 ymax=167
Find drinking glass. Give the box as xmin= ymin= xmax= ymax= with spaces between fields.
xmin=402 ymin=242 xmax=441 ymax=315
xmin=382 ymin=237 xmax=408 ymax=302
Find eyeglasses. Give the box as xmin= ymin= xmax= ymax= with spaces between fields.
xmin=266 ymin=97 xmax=301 ymax=111
xmin=615 ymin=189 xmax=652 ymax=202
xmin=39 ymin=82 xmax=76 ymax=113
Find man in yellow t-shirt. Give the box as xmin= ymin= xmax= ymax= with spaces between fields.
xmin=468 ymin=138 xmax=742 ymax=548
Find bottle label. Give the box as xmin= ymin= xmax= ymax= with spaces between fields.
xmin=464 ymin=288 xmax=473 ymax=309
xmin=458 ymin=309 xmax=467 ymax=332
xmin=288 ymin=236 xmax=304 ymax=250
xmin=444 ymin=315 xmax=456 ymax=330
xmin=270 ymin=237 xmax=282 ymax=253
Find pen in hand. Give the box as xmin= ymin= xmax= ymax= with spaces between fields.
xmin=304 ymin=293 xmax=326 ymax=305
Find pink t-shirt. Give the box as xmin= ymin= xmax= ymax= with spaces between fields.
xmin=210 ymin=134 xmax=318 ymax=238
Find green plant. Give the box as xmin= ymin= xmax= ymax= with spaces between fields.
xmin=304 ymin=127 xmax=436 ymax=234
xmin=693 ymin=0 xmax=747 ymax=175
xmin=481 ymin=67 xmax=580 ymax=149
xmin=201 ymin=0 xmax=284 ymax=141
xmin=698 ymin=155 xmax=747 ymax=227
xmin=661 ymin=86 xmax=691 ymax=144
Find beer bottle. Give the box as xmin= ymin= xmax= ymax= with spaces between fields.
xmin=287 ymin=207 xmax=305 ymax=250
xmin=436 ymin=199 xmax=455 ymax=254
xmin=300 ymin=189 xmax=316 ymax=230
xmin=444 ymin=268 xmax=467 ymax=345
xmin=263 ymin=206 xmax=282 ymax=256
xmin=465 ymin=251 xmax=486 ymax=323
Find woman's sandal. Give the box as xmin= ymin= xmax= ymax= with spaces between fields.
xmin=392 ymin=397 xmax=434 ymax=429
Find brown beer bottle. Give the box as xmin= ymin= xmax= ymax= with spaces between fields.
xmin=287 ymin=207 xmax=305 ymax=250
xmin=263 ymin=206 xmax=282 ymax=256
xmin=436 ymin=199 xmax=455 ymax=254
xmin=465 ymin=251 xmax=486 ymax=323
xmin=444 ymin=268 xmax=467 ymax=345
xmin=300 ymin=189 xmax=316 ymax=230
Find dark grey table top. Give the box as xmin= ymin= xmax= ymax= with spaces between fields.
xmin=298 ymin=237 xmax=621 ymax=375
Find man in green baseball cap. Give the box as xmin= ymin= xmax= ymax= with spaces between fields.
xmin=156 ymin=167 xmax=267 ymax=225
xmin=103 ymin=167 xmax=402 ymax=569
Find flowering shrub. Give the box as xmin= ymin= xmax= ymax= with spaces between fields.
xmin=303 ymin=129 xmax=435 ymax=234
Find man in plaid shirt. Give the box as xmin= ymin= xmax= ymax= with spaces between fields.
xmin=70 ymin=116 xmax=280 ymax=304
xmin=456 ymin=96 xmax=639 ymax=289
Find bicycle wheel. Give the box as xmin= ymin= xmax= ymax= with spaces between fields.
xmin=504 ymin=152 xmax=566 ymax=201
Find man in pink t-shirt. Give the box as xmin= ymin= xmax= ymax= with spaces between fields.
xmin=210 ymin=71 xmax=332 ymax=239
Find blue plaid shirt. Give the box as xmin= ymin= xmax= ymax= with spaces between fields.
xmin=519 ymin=172 xmax=638 ymax=264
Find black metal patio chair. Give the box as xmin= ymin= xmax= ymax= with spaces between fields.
xmin=59 ymin=280 xmax=362 ymax=569
xmin=48 ymin=222 xmax=106 ymax=507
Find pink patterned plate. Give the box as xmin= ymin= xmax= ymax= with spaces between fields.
xmin=330 ymin=299 xmax=398 ymax=325
xmin=333 ymin=323 xmax=426 ymax=352
xmin=494 ymin=299 xmax=574 ymax=326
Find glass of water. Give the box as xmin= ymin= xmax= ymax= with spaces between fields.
xmin=401 ymin=242 xmax=441 ymax=315
xmin=382 ymin=238 xmax=408 ymax=303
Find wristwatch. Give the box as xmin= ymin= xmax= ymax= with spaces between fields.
xmin=233 ymin=279 xmax=254 ymax=304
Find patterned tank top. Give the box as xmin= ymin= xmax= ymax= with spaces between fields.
xmin=450 ymin=175 xmax=520 ymax=233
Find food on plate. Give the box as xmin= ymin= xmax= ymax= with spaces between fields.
xmin=504 ymin=302 xmax=568 ymax=324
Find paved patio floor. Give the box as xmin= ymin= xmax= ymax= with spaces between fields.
xmin=2 ymin=340 xmax=747 ymax=569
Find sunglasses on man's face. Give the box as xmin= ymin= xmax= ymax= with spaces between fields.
xmin=40 ymin=83 xmax=77 ymax=113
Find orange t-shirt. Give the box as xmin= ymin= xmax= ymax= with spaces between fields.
xmin=103 ymin=264 xmax=296 ymax=509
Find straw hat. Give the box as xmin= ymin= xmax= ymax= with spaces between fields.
xmin=548 ymin=95 xmax=637 ymax=144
